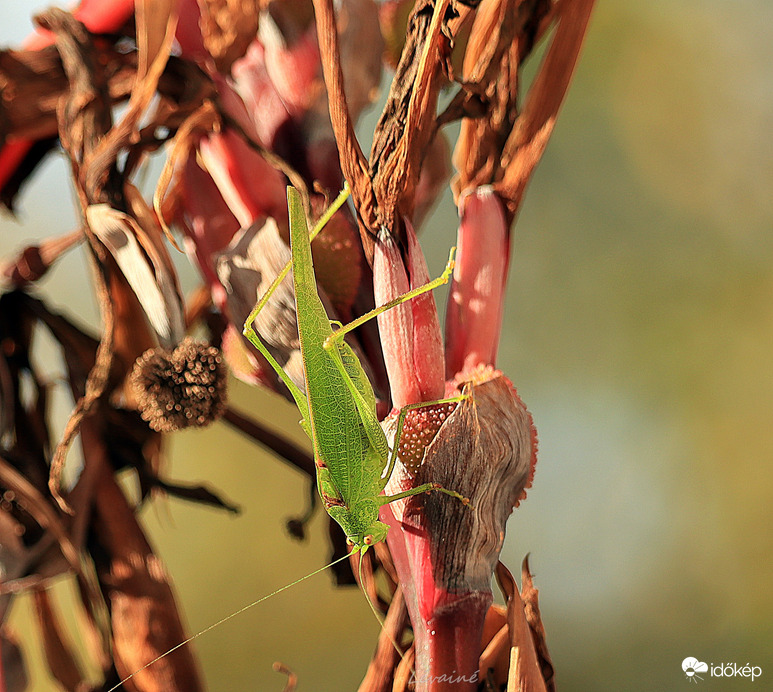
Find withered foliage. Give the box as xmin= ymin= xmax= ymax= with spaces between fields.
xmin=0 ymin=0 xmax=593 ymax=689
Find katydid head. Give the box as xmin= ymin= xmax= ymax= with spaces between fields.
xmin=348 ymin=519 xmax=389 ymax=553
xmin=330 ymin=500 xmax=389 ymax=552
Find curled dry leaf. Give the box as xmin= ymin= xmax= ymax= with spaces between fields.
xmin=86 ymin=204 xmax=185 ymax=349
xmin=494 ymin=560 xmax=550 ymax=692
xmin=520 ymin=555 xmax=555 ymax=691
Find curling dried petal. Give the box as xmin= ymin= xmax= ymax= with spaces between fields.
xmin=198 ymin=131 xmax=286 ymax=228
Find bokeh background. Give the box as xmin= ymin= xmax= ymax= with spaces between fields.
xmin=1 ymin=1 xmax=771 ymax=690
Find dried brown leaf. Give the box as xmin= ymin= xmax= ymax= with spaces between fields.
xmin=520 ymin=556 xmax=555 ymax=691
xmin=86 ymin=204 xmax=185 ymax=348
xmin=199 ymin=0 xmax=260 ymax=72
xmin=33 ymin=589 xmax=84 ymax=692
xmin=495 ymin=561 xmax=547 ymax=692
xmin=497 ymin=0 xmax=595 ymax=213
xmin=451 ymin=0 xmax=550 ymax=199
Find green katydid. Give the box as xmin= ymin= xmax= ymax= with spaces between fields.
xmin=243 ymin=184 xmax=469 ymax=553
xmin=107 ymin=185 xmax=468 ymax=691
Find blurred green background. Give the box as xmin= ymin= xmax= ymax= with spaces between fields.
xmin=1 ymin=1 xmax=771 ymax=690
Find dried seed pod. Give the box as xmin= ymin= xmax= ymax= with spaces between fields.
xmin=130 ymin=337 xmax=227 ymax=433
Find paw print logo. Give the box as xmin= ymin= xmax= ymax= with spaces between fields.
xmin=682 ymin=657 xmax=708 ymax=683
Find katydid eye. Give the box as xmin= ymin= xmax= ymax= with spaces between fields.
xmin=364 ymin=535 xmax=374 ymax=545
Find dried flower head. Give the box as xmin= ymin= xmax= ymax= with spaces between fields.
xmin=130 ymin=337 xmax=227 ymax=433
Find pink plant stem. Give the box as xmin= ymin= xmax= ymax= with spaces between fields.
xmin=373 ymin=219 xmax=445 ymax=409
xmin=412 ymin=592 xmax=490 ymax=691
xmin=382 ymin=506 xmax=488 ymax=692
xmin=445 ymin=186 xmax=510 ymax=377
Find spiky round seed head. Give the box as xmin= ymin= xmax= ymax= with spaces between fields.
xmin=130 ymin=337 xmax=227 ymax=433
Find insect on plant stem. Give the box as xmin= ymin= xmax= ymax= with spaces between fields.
xmin=243 ymin=185 xmax=470 ymax=555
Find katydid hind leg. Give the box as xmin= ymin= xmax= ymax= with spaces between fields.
xmin=325 ymin=246 xmax=456 ymax=344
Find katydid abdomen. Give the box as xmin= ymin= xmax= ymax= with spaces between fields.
xmin=287 ymin=187 xmax=391 ymax=546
